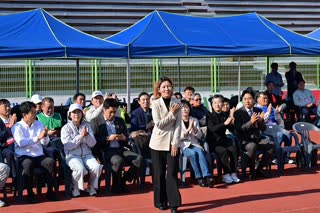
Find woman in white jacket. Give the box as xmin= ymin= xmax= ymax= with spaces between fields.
xmin=61 ymin=103 xmax=103 ymax=197
xmin=179 ymin=100 xmax=214 ymax=188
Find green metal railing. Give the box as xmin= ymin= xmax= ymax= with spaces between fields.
xmin=0 ymin=57 xmax=319 ymax=99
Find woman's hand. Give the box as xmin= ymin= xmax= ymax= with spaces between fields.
xmin=171 ymin=145 xmax=178 ymax=157
xmin=170 ymin=103 xmax=181 ymax=115
xmin=80 ymin=127 xmax=88 ymax=138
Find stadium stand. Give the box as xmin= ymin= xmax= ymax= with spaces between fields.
xmin=205 ymin=0 xmax=320 ymax=34
xmin=0 ymin=0 xmax=318 ymax=37
xmin=0 ymin=0 xmax=210 ymax=38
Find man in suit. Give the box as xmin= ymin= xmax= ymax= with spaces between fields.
xmin=0 ymin=99 xmax=17 ymax=187
xmin=130 ymin=92 xmax=153 ymax=159
xmin=91 ymin=98 xmax=142 ymax=193
xmin=234 ymin=90 xmax=275 ymax=179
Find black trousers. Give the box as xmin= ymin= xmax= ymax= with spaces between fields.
xmin=1 ymin=144 xmax=16 ymax=178
xmin=104 ymin=148 xmax=143 ymax=191
xmin=150 ymin=148 xmax=181 ymax=208
xmin=214 ymin=142 xmax=238 ymax=174
xmin=243 ymin=138 xmax=275 ymax=174
xmin=18 ymin=155 xmax=55 ymax=193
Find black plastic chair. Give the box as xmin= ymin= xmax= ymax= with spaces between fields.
xmin=129 ymin=139 xmax=152 ymax=189
xmin=57 ymin=150 xmax=72 ymax=198
xmin=98 ymin=151 xmax=113 ymax=194
xmin=14 ymin=155 xmax=49 ymax=202
xmin=263 ymin=124 xmax=302 ymax=175
xmin=293 ymin=122 xmax=320 ymax=168
xmin=240 ymin=135 xmax=272 ymax=178
xmin=98 ymin=141 xmax=142 ymax=193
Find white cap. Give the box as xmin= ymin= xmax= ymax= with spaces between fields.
xmin=68 ymin=103 xmax=83 ymax=114
xmin=30 ymin=94 xmax=42 ymax=104
xmin=91 ymin=90 xmax=103 ymax=99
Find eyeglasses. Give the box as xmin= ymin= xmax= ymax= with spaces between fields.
xmin=194 ymin=99 xmax=202 ymax=101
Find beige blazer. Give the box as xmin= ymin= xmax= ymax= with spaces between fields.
xmin=179 ymin=117 xmax=203 ymax=151
xmin=149 ymin=97 xmax=182 ymax=151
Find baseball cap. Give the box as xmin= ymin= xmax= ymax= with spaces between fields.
xmin=30 ymin=94 xmax=42 ymax=104
xmin=91 ymin=90 xmax=103 ymax=99
xmin=68 ymin=103 xmax=83 ymax=114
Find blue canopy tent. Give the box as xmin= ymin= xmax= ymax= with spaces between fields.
xmin=107 ymin=10 xmax=320 ymax=58
xmin=0 ymin=8 xmax=128 ymax=95
xmin=307 ymin=28 xmax=320 ymax=39
xmin=0 ymin=8 xmax=127 ymax=58
xmin=107 ymin=11 xmax=320 ymax=106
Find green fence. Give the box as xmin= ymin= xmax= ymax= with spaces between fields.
xmin=0 ymin=57 xmax=319 ymax=99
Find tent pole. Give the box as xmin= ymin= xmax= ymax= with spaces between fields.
xmin=76 ymin=59 xmax=80 ymax=93
xmin=178 ymin=58 xmax=181 ymax=92
xmin=126 ymin=58 xmax=131 ymax=113
xmin=237 ymin=57 xmax=241 ymax=102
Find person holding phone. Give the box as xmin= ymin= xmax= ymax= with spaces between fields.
xmin=149 ymin=77 xmax=181 ymax=213
xmin=90 ymin=98 xmax=143 ymax=194
xmin=61 ymin=103 xmax=103 ymax=197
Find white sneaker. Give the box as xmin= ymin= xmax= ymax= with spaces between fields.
xmin=0 ymin=199 xmax=5 ymax=207
xmin=230 ymin=173 xmax=240 ymax=183
xmin=286 ymin=159 xmax=295 ymax=164
xmin=222 ymin=174 xmax=233 ymax=184
xmin=72 ymin=189 xmax=80 ymax=197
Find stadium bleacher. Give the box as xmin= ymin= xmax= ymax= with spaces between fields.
xmin=205 ymin=0 xmax=320 ymax=34
xmin=2 ymin=0 xmax=319 ymax=38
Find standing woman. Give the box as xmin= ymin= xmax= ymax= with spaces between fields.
xmin=61 ymin=103 xmax=103 ymax=197
xmin=149 ymin=77 xmax=182 ymax=213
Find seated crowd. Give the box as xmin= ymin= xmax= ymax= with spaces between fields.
xmin=0 ymin=68 xmax=319 ymax=207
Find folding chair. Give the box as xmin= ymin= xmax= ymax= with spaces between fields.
xmin=263 ymin=124 xmax=302 ymax=175
xmin=293 ymin=122 xmax=320 ymax=168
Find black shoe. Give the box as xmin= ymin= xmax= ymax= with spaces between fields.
xmin=158 ymin=203 xmax=168 ymax=210
xmin=111 ymin=187 xmax=121 ymax=194
xmin=248 ymin=174 xmax=256 ymax=181
xmin=206 ymin=177 xmax=215 ymax=188
xmin=120 ymin=185 xmax=130 ymax=193
xmin=197 ymin=178 xmax=207 ymax=187
xmin=170 ymin=207 xmax=178 ymax=213
xmin=256 ymin=169 xmax=272 ymax=178
xmin=46 ymin=191 xmax=59 ymax=201
xmin=27 ymin=192 xmax=37 ymax=204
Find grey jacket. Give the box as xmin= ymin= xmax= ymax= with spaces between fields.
xmin=61 ymin=121 xmax=96 ymax=159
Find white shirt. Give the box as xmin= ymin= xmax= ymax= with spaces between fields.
xmin=0 ymin=116 xmax=9 ymax=124
xmin=105 ymin=118 xmax=120 ymax=148
xmin=12 ymin=120 xmax=49 ymax=157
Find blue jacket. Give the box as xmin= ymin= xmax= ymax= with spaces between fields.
xmin=130 ymin=107 xmax=152 ymax=132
